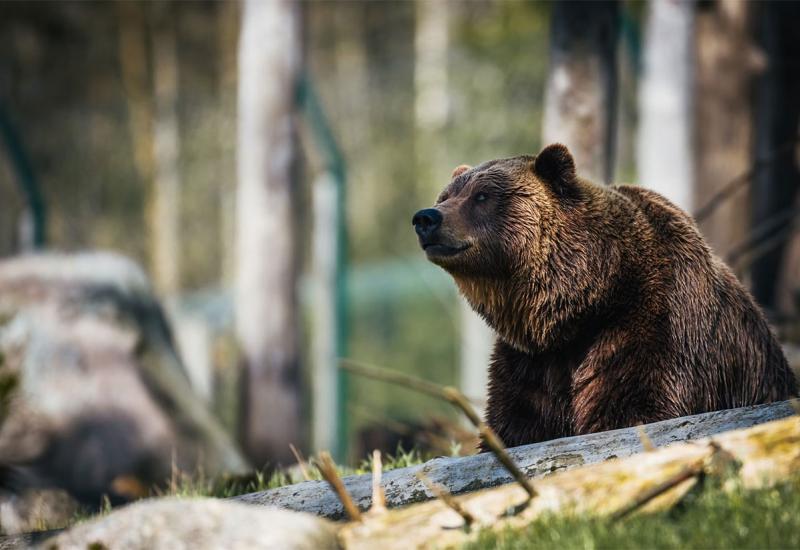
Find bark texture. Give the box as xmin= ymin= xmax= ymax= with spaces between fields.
xmin=236 ymin=0 xmax=303 ymax=466
xmin=542 ymin=1 xmax=619 ymax=184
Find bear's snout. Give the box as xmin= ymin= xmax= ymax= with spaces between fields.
xmin=412 ymin=208 xmax=442 ymax=240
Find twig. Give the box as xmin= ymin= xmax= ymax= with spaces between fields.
xmin=693 ymin=135 xmax=800 ymax=223
xmin=726 ymin=206 xmax=800 ymax=264
xmin=637 ymin=425 xmax=655 ymax=452
xmin=316 ymin=451 xmax=362 ymax=521
xmin=371 ymin=450 xmax=386 ymax=514
xmin=340 ymin=360 xmax=538 ymax=501
xmin=611 ymin=461 xmax=704 ymax=521
xmin=340 ymin=359 xmax=486 ymax=406
xmin=341 ymin=359 xmax=453 ymax=400
xmin=416 ymin=471 xmax=475 ymax=529
xmin=289 ymin=443 xmax=312 ymax=482
xmin=732 ymin=220 xmax=800 ymax=271
xmin=442 ymin=387 xmax=538 ymax=501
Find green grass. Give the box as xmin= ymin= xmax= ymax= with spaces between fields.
xmin=467 ymin=476 xmax=800 ymax=550
xmin=155 ymin=444 xmax=429 ymax=499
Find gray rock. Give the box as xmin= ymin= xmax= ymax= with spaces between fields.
xmin=0 ymin=252 xmax=248 ymax=508
xmin=40 ymin=498 xmax=339 ymax=550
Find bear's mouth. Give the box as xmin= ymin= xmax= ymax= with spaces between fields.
xmin=423 ymin=242 xmax=471 ymax=258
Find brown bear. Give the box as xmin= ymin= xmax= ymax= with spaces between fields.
xmin=412 ymin=143 xmax=798 ymax=448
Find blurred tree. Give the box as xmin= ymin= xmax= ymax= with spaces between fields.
xmin=236 ymin=0 xmax=303 ymax=467
xmin=151 ymin=3 xmax=182 ymax=295
xmin=414 ymin=0 xmax=492 ymax=412
xmin=693 ymin=1 xmax=761 ymax=261
xmin=751 ymin=0 xmax=800 ymax=315
xmin=117 ymin=2 xmax=183 ymax=294
xmin=542 ymin=0 xmax=619 ymax=183
xmin=637 ymin=0 xmax=693 ymax=212
xmin=217 ymin=0 xmax=239 ymax=288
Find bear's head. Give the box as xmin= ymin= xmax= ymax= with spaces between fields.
xmin=412 ymin=143 xmax=578 ymax=280
xmin=412 ymin=143 xmax=597 ymax=349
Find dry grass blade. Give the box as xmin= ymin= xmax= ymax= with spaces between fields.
xmin=289 ymin=443 xmax=312 ymax=481
xmin=637 ymin=425 xmax=656 ymax=452
xmin=371 ymin=450 xmax=386 ymax=514
xmin=611 ymin=461 xmax=704 ymax=521
xmin=416 ymin=471 xmax=475 ymax=529
xmin=317 ymin=451 xmax=362 ymax=521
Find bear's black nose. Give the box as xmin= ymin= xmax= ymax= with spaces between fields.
xmin=412 ymin=208 xmax=443 ymax=238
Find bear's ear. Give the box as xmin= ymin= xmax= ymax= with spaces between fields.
xmin=533 ymin=144 xmax=576 ymax=195
xmin=451 ymin=164 xmax=472 ymax=179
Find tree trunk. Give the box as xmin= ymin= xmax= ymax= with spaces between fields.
xmin=638 ymin=0 xmax=694 ymax=211
xmin=693 ymin=1 xmax=761 ymax=262
xmin=412 ymin=0 xmax=492 ymax=412
xmin=542 ymin=1 xmax=619 ymax=184
xmin=151 ymin=5 xmax=182 ymax=295
xmin=751 ymin=1 xmax=800 ymax=314
xmin=236 ymin=0 xmax=303 ymax=467
xmin=311 ymin=172 xmax=339 ymax=455
xmin=217 ymin=0 xmax=240 ymax=289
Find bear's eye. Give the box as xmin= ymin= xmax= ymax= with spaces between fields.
xmin=474 ymin=192 xmax=488 ymax=203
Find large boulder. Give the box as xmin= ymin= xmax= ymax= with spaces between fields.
xmin=40 ymin=498 xmax=339 ymax=550
xmin=0 ymin=252 xmax=249 ymax=513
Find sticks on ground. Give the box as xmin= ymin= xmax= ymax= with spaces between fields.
xmin=371 ymin=450 xmax=386 ymax=514
xmin=340 ymin=359 xmax=537 ymax=502
xmin=416 ymin=471 xmax=475 ymax=529
xmin=317 ymin=451 xmax=362 ymax=522
xmin=611 ymin=461 xmax=704 ymax=521
xmin=637 ymin=425 xmax=656 ymax=452
xmin=289 ymin=443 xmax=312 ymax=481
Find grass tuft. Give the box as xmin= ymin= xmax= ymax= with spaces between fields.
xmin=466 ymin=476 xmax=800 ymax=550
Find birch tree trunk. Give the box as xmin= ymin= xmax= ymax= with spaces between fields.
xmin=236 ymin=0 xmax=303 ymax=467
xmin=638 ymin=0 xmax=694 ymax=212
xmin=542 ymin=0 xmax=619 ymax=184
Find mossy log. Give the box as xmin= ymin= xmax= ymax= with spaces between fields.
xmin=236 ymin=400 xmax=796 ymax=518
xmin=339 ymin=410 xmax=800 ymax=549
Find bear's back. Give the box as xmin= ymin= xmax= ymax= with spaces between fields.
xmin=610 ymin=184 xmax=797 ymax=409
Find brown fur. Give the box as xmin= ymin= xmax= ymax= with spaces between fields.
xmin=414 ymin=144 xmax=798 ymax=448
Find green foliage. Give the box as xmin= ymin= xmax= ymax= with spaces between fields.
xmin=448 ymin=1 xmax=550 ymax=161
xmin=467 ymin=476 xmax=800 ymax=550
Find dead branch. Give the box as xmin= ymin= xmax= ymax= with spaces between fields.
xmin=289 ymin=443 xmax=312 ymax=482
xmin=693 ymin=135 xmax=800 ymax=223
xmin=341 ymin=360 xmax=537 ymax=501
xmin=370 ymin=450 xmax=386 ymax=514
xmin=415 ymin=471 xmax=474 ymax=529
xmin=316 ymin=451 xmax=362 ymax=522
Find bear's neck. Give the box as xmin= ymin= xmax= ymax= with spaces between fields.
xmin=454 ymin=265 xmax=611 ymax=356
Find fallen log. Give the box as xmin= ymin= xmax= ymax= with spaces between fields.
xmin=340 ymin=411 xmax=800 ymax=549
xmin=235 ymin=400 xmax=796 ymax=518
